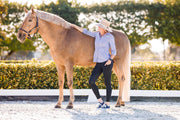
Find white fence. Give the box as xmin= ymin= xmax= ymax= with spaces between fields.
xmin=0 ymin=89 xmax=180 ymax=102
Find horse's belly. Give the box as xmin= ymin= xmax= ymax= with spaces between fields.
xmin=74 ymin=57 xmax=95 ymax=67
xmin=75 ymin=62 xmax=95 ymax=67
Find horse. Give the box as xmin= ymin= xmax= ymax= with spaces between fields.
xmin=17 ymin=8 xmax=131 ymax=109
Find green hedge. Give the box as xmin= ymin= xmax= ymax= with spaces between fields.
xmin=0 ymin=60 xmax=179 ymax=90
xmin=131 ymin=62 xmax=180 ymax=90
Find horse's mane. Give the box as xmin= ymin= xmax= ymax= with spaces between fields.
xmin=35 ymin=10 xmax=71 ymax=29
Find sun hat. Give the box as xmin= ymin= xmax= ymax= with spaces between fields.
xmin=96 ymin=19 xmax=112 ymax=32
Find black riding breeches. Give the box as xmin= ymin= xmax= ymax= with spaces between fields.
xmin=89 ymin=61 xmax=113 ymax=102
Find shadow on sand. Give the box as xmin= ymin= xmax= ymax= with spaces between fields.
xmin=62 ymin=102 xmax=177 ymax=120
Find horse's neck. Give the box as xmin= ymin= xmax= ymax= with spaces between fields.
xmin=38 ymin=18 xmax=67 ymax=48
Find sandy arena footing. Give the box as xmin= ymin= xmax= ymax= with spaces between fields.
xmin=0 ymin=101 xmax=180 ymax=120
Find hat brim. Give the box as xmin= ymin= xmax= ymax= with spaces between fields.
xmin=95 ymin=23 xmax=112 ymax=32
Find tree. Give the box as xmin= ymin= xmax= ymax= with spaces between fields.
xmin=78 ymin=0 xmax=180 ymax=58
xmin=38 ymin=0 xmax=80 ymax=25
xmin=0 ymin=1 xmax=38 ymax=60
xmin=0 ymin=0 xmax=7 ymax=59
xmin=147 ymin=1 xmax=180 ymax=46
xmin=145 ymin=1 xmax=180 ymax=60
xmin=79 ymin=1 xmax=153 ymax=49
xmin=37 ymin=0 xmax=80 ymax=52
xmin=2 ymin=0 xmax=179 ymax=60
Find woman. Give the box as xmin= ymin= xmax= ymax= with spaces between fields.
xmin=72 ymin=19 xmax=116 ymax=108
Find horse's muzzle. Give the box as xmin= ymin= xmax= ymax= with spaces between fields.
xmin=27 ymin=34 xmax=31 ymax=39
xmin=17 ymin=33 xmax=26 ymax=43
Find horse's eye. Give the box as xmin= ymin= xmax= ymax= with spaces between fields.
xmin=29 ymin=19 xmax=32 ymax=22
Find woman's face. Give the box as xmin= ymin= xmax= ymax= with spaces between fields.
xmin=98 ymin=26 xmax=106 ymax=35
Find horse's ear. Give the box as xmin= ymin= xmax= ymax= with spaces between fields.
xmin=31 ymin=7 xmax=36 ymax=15
xmin=24 ymin=7 xmax=28 ymax=13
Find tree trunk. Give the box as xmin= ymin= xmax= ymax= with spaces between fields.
xmin=163 ymin=40 xmax=166 ymax=61
xmin=0 ymin=49 xmax=2 ymax=60
xmin=174 ymin=46 xmax=179 ymax=61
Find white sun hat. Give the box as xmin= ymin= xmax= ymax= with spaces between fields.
xmin=96 ymin=19 xmax=112 ymax=32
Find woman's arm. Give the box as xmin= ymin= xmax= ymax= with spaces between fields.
xmin=105 ymin=36 xmax=116 ymax=66
xmin=72 ymin=24 xmax=96 ymax=38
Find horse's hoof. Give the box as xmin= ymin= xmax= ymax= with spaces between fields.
xmin=120 ymin=101 xmax=125 ymax=106
xmin=55 ymin=104 xmax=61 ymax=108
xmin=115 ymin=102 xmax=121 ymax=107
xmin=66 ymin=105 xmax=73 ymax=109
xmin=121 ymin=104 xmax=125 ymax=106
xmin=115 ymin=105 xmax=121 ymax=107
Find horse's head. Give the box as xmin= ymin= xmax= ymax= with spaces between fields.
xmin=17 ymin=7 xmax=39 ymax=43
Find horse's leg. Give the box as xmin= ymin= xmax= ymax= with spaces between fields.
xmin=118 ymin=73 xmax=126 ymax=107
xmin=65 ymin=62 xmax=74 ymax=109
xmin=113 ymin=63 xmax=125 ymax=107
xmin=55 ymin=65 xmax=65 ymax=108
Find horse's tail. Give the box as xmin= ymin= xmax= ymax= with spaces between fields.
xmin=122 ymin=40 xmax=131 ymax=101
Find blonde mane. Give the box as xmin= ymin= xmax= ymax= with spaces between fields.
xmin=34 ymin=10 xmax=71 ymax=29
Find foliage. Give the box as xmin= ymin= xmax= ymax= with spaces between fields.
xmin=0 ymin=60 xmax=179 ymax=90
xmin=131 ymin=61 xmax=180 ymax=90
xmin=78 ymin=1 xmax=180 ymax=48
xmin=1 ymin=0 xmax=80 ymax=60
xmin=0 ymin=0 xmax=7 ymax=58
xmin=0 ymin=0 xmax=7 ymax=23
xmin=0 ymin=1 xmax=38 ymax=60
xmin=1 ymin=0 xmax=180 ymax=59
xmin=78 ymin=1 xmax=152 ymax=48
xmin=36 ymin=0 xmax=80 ymax=52
xmin=38 ymin=0 xmax=80 ymax=25
xmin=145 ymin=1 xmax=180 ymax=46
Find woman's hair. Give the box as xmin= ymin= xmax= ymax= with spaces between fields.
xmin=105 ymin=30 xmax=108 ymax=33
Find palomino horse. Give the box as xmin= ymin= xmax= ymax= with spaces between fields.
xmin=17 ymin=8 xmax=131 ymax=109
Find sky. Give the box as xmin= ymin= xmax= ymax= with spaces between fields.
xmin=7 ymin=0 xmax=168 ymax=53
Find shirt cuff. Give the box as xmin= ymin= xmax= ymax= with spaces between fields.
xmin=83 ymin=29 xmax=87 ymax=34
xmin=111 ymin=51 xmax=116 ymax=56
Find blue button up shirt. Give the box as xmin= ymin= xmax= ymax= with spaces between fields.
xmin=83 ymin=29 xmax=116 ymax=63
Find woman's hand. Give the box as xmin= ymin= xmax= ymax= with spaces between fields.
xmin=105 ymin=60 xmax=112 ymax=66
xmin=72 ymin=24 xmax=83 ymax=32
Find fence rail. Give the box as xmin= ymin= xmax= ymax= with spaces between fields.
xmin=0 ymin=89 xmax=180 ymax=102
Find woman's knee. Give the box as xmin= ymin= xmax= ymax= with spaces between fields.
xmin=89 ymin=77 xmax=96 ymax=85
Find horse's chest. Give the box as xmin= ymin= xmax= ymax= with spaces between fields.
xmin=50 ymin=49 xmax=65 ymax=60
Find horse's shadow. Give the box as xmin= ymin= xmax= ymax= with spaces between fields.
xmin=62 ymin=103 xmax=176 ymax=120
